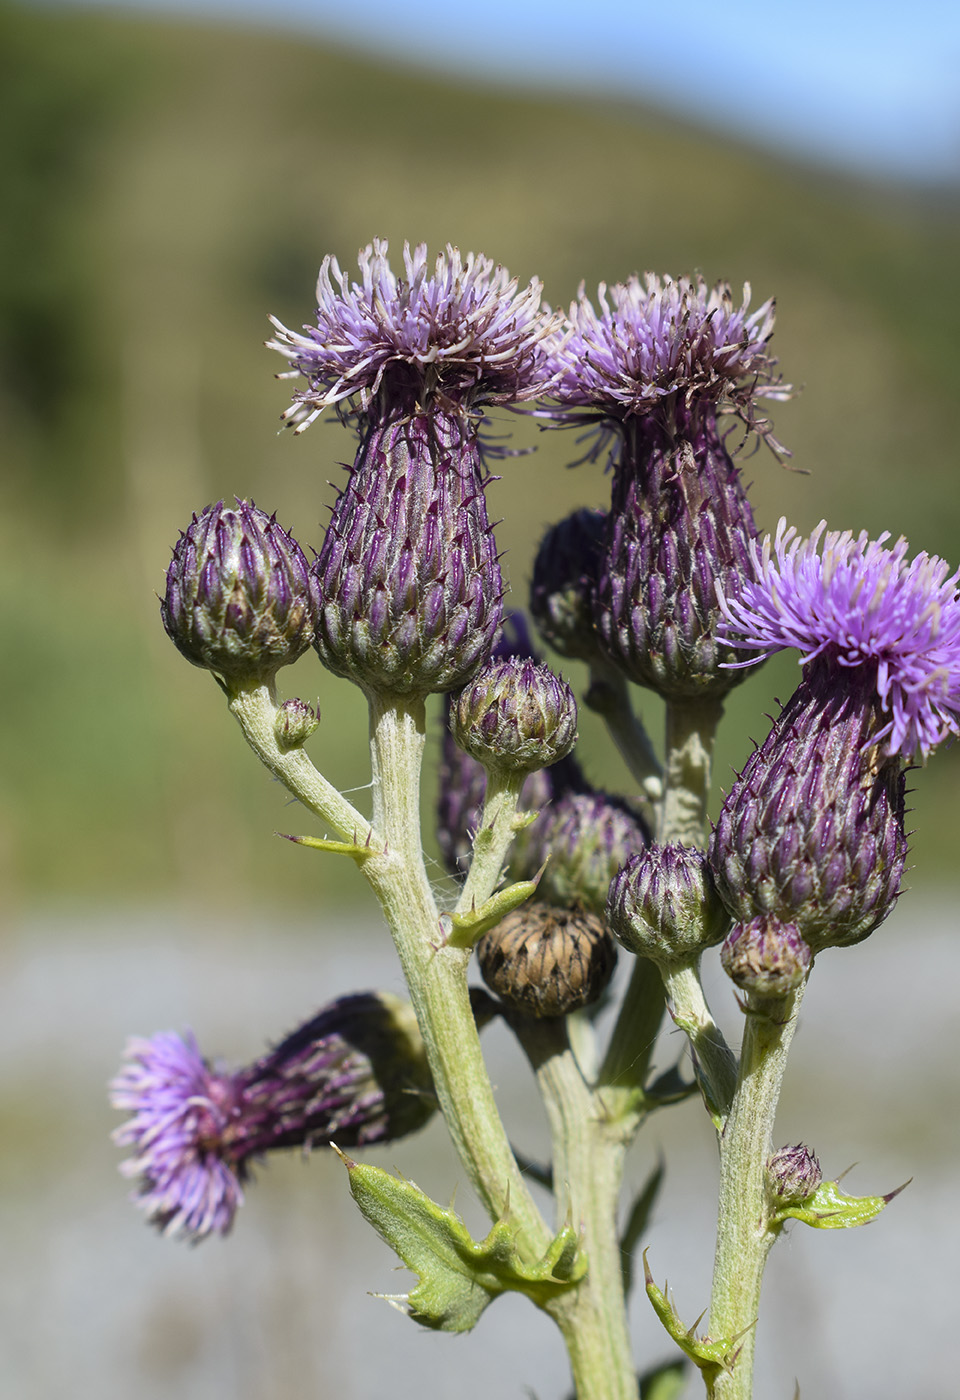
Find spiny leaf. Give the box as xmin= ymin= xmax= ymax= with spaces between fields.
xmin=644 ymin=1250 xmax=745 ymax=1382
xmin=442 ymin=874 xmax=540 ymax=949
xmin=771 ymin=1176 xmax=909 ymax=1230
xmin=337 ymin=1151 xmax=586 ymax=1332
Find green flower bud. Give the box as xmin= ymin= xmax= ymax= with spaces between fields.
xmin=606 ymin=844 xmax=730 ymax=968
xmin=275 ymin=697 xmax=319 ymax=749
xmin=720 ymin=916 xmax=812 ymax=998
xmin=451 ymin=656 xmax=578 ymax=774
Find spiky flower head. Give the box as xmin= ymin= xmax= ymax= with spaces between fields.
xmin=268 ymin=240 xmax=556 ymax=431
xmin=476 ymin=902 xmax=617 ymax=1019
xmin=545 ymin=273 xmax=785 ymax=433
xmin=720 ymin=917 xmax=812 ymax=999
xmin=606 ymin=843 xmax=730 ymax=969
xmin=110 ymin=993 xmax=434 ymax=1243
xmin=511 ymin=789 xmax=650 ymax=917
xmin=718 ymin=518 xmax=960 ymax=759
xmin=529 ymin=507 xmax=607 ymax=663
xmin=451 ymin=654 xmax=578 ymax=774
xmin=161 ymin=500 xmax=316 ymax=683
xmin=767 ymin=1143 xmax=823 ymax=1203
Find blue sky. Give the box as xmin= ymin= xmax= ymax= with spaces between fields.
xmin=42 ymin=0 xmax=960 ymax=182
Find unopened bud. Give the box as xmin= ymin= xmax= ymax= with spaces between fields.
xmin=720 ymin=916 xmax=812 ymax=998
xmin=512 ymin=790 xmax=650 ymax=917
xmin=476 ymin=902 xmax=617 ymax=1018
xmin=607 ymin=844 xmax=729 ymax=968
xmin=529 ymin=508 xmax=606 ymax=662
xmin=451 ymin=656 xmax=578 ymax=774
xmin=275 ymin=697 xmax=319 ymax=749
xmin=767 ymin=1143 xmax=822 ymax=1203
xmin=161 ymin=500 xmax=315 ymax=682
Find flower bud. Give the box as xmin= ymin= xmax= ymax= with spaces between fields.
xmin=476 ymin=902 xmax=617 ymax=1018
xmin=511 ymin=790 xmax=650 ymax=917
xmin=606 ymin=844 xmax=729 ymax=967
xmin=110 ymin=992 xmax=434 ymax=1242
xmin=161 ymin=500 xmax=316 ymax=682
xmin=529 ymin=508 xmax=606 ymax=662
xmin=766 ymin=1143 xmax=822 ymax=1203
xmin=275 ymin=697 xmax=319 ymax=749
xmin=720 ymin=916 xmax=811 ymax=998
xmin=451 ymin=655 xmax=578 ymax=774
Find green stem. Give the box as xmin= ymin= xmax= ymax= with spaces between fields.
xmin=362 ymin=694 xmax=551 ymax=1260
xmin=520 ymin=1017 xmax=640 ymax=1400
xmin=585 ymin=662 xmax=663 ymax=801
xmin=455 ymin=766 xmax=526 ymax=917
xmin=597 ymin=956 xmax=665 ymax=1121
xmin=660 ymin=960 xmax=737 ymax=1128
xmin=707 ymin=985 xmax=805 ymax=1400
xmin=659 ymin=696 xmax=724 ymax=847
xmin=227 ymin=680 xmax=372 ymax=844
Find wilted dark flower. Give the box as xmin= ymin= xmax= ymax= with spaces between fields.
xmin=110 ymin=993 xmax=434 ymax=1242
xmin=269 ymin=243 xmax=557 ymax=699
xmin=711 ymin=520 xmax=960 ymax=950
xmin=161 ymin=500 xmax=316 ymax=682
xmin=607 ymin=843 xmax=729 ymax=967
xmin=476 ymin=902 xmax=617 ymax=1018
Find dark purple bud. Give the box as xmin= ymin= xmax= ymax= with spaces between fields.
xmin=275 ymin=697 xmax=319 ymax=749
xmin=594 ymin=410 xmax=761 ymax=699
xmin=766 ymin=1143 xmax=822 ymax=1203
xmin=313 ymin=410 xmax=502 ymax=698
xmin=161 ymin=500 xmax=316 ymax=682
xmin=709 ymin=661 xmax=908 ymax=952
xmin=110 ymin=992 xmax=434 ymax=1242
xmin=530 ymin=508 xmax=607 ymax=663
xmin=720 ymin=916 xmax=812 ymax=998
xmin=513 ymin=789 xmax=650 ymax=917
xmin=451 ymin=655 xmax=578 ymax=774
xmin=476 ymin=902 xmax=617 ymax=1019
xmin=607 ymin=842 xmax=730 ymax=966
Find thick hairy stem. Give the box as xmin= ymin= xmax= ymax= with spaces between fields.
xmin=660 ymin=960 xmax=737 ymax=1128
xmin=362 ymin=694 xmax=551 ymax=1260
xmin=707 ymin=985 xmax=805 ymax=1400
xmin=659 ymin=696 xmax=724 ymax=847
xmin=597 ymin=957 xmax=665 ymax=1122
xmin=585 ymin=662 xmax=663 ymax=801
xmin=455 ymin=766 xmax=526 ymax=917
xmin=227 ymin=680 xmax=371 ymax=843
xmin=521 ymin=1018 xmax=640 ymax=1400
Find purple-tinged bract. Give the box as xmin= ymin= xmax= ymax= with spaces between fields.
xmin=720 ymin=917 xmax=812 ymax=999
xmin=451 ymin=655 xmax=578 ymax=774
xmin=767 ymin=1143 xmax=822 ymax=1203
xmin=709 ymin=662 xmax=908 ymax=952
xmin=512 ymin=789 xmax=650 ymax=917
xmin=111 ymin=993 xmax=434 ymax=1243
xmin=161 ymin=500 xmax=316 ymax=682
xmin=269 ymin=240 xmax=555 ymax=431
xmin=607 ymin=843 xmax=730 ymax=968
xmin=718 ymin=518 xmax=960 ymax=760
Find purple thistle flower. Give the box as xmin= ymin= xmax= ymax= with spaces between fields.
xmin=717 ymin=518 xmax=960 ymax=759
xmin=268 ymin=239 xmax=556 ymax=431
xmin=545 ymin=273 xmax=786 ymax=432
xmin=271 ymin=243 xmax=554 ymax=698
xmin=111 ymin=994 xmax=435 ymax=1243
xmin=542 ymin=273 xmax=787 ymax=699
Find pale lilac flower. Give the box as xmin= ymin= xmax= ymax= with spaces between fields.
xmin=268 ymin=239 xmax=556 ymax=431
xmin=717 ymin=519 xmax=960 ymax=759
xmin=545 ymin=273 xmax=787 ymax=428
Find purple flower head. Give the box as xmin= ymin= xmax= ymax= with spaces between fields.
xmin=268 ymin=240 xmax=556 ymax=431
xmin=111 ymin=1030 xmax=244 ymax=1241
xmin=111 ymin=994 xmax=435 ymax=1244
xmin=717 ymin=519 xmax=960 ymax=759
xmin=545 ymin=273 xmax=787 ymax=434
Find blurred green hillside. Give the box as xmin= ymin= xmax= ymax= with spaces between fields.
xmin=2 ymin=1 xmax=959 ymax=911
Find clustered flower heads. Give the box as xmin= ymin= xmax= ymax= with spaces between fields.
xmin=111 ymin=994 xmax=435 ymax=1242
xmin=268 ymin=239 xmax=557 ymax=430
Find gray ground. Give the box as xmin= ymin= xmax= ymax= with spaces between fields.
xmin=2 ymin=894 xmax=956 ymax=1400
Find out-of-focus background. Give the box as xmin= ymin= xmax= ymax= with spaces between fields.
xmin=2 ymin=1 xmax=959 ymax=1396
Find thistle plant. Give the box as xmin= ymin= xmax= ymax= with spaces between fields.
xmin=112 ymin=239 xmax=960 ymax=1399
